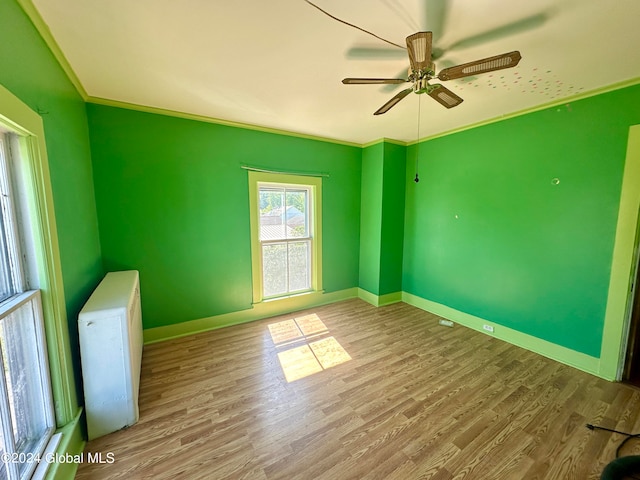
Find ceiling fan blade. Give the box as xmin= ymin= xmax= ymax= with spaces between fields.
xmin=428 ymin=84 xmax=463 ymax=109
xmin=374 ymin=87 xmax=413 ymax=115
xmin=381 ymin=68 xmax=411 ymax=92
xmin=437 ymin=51 xmax=521 ymax=81
xmin=342 ymin=78 xmax=408 ymax=85
xmin=447 ymin=13 xmax=548 ymax=52
xmin=406 ymin=32 xmax=432 ymax=71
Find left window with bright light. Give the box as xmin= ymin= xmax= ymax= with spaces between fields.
xmin=0 ymin=131 xmax=55 ymax=480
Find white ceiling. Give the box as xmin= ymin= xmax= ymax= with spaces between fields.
xmin=31 ymin=0 xmax=640 ymax=145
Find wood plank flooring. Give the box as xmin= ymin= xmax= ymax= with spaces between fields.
xmin=75 ymin=299 xmax=640 ymax=479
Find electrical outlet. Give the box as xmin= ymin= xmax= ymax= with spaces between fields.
xmin=483 ymin=324 xmax=494 ymax=333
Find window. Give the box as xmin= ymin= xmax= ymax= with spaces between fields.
xmin=259 ymin=186 xmax=311 ymax=297
xmin=0 ymin=132 xmax=55 ymax=480
xmin=249 ymin=172 xmax=322 ymax=303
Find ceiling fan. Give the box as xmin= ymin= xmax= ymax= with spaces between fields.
xmin=342 ymin=31 xmax=522 ymax=115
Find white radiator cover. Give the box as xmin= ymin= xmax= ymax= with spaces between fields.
xmin=78 ymin=270 xmax=143 ymax=440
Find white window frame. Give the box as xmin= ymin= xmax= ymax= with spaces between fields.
xmin=0 ymin=131 xmax=56 ymax=479
xmin=0 ymin=83 xmax=76 ymax=479
xmin=248 ymin=172 xmax=323 ymax=304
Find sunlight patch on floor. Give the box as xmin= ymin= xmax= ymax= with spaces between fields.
xmin=268 ymin=313 xmax=351 ymax=382
xmin=309 ymin=336 xmax=351 ymax=369
xmin=295 ymin=313 xmax=328 ymax=336
xmin=277 ymin=345 xmax=323 ymax=382
xmin=267 ymin=319 xmax=303 ymax=345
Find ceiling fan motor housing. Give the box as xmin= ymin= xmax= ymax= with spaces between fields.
xmin=414 ymin=68 xmax=437 ymax=95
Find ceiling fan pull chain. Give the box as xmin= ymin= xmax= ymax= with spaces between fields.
xmin=415 ymin=95 xmax=422 ymax=183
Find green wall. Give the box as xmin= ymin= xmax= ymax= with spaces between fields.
xmin=359 ymin=141 xmax=406 ymax=296
xmin=0 ymin=0 xmax=103 ymax=384
xmin=359 ymin=143 xmax=384 ymax=294
xmin=380 ymin=141 xmax=406 ymax=294
xmin=86 ymin=104 xmax=362 ymax=329
xmin=403 ymin=84 xmax=640 ymax=357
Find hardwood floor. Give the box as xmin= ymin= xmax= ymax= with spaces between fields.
xmin=75 ymin=299 xmax=640 ymax=479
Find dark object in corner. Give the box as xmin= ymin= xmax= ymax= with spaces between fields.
xmin=587 ymin=424 xmax=640 ymax=479
xmin=600 ymin=456 xmax=640 ymax=480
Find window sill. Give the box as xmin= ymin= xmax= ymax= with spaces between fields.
xmin=256 ymin=290 xmax=325 ymax=306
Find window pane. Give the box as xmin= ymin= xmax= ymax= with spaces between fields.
xmin=0 ymin=297 xmax=51 ymax=478
xmin=288 ymin=241 xmax=310 ymax=292
xmin=0 ymin=214 xmax=15 ymax=303
xmin=0 ymin=137 xmax=15 ymax=303
xmin=262 ymin=243 xmax=287 ymax=298
xmin=259 ymin=188 xmax=286 ymax=241
xmin=285 ymin=190 xmax=308 ymax=238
